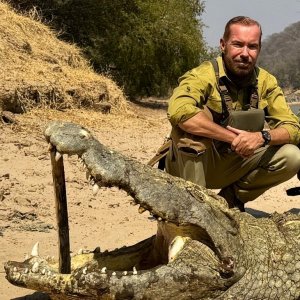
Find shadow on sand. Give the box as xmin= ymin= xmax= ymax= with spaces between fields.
xmin=246 ymin=207 xmax=300 ymax=218
xmin=12 ymin=292 xmax=50 ymax=300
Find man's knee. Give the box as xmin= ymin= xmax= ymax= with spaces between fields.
xmin=273 ymin=144 xmax=300 ymax=173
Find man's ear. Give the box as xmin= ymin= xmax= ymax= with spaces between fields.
xmin=220 ymin=38 xmax=225 ymax=52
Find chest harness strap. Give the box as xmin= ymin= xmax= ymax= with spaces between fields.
xmin=211 ymin=59 xmax=259 ymax=121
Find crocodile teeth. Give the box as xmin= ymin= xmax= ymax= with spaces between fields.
xmin=48 ymin=271 xmax=52 ymax=276
xmin=168 ymin=236 xmax=189 ymax=262
xmin=92 ymin=183 xmax=100 ymax=196
xmin=86 ymin=171 xmax=91 ymax=180
xmin=31 ymin=242 xmax=39 ymax=257
xmin=24 ymin=268 xmax=29 ymax=274
xmin=55 ymin=151 xmax=62 ymax=161
xmin=24 ymin=254 xmax=29 ymax=260
xmin=122 ymin=271 xmax=127 ymax=275
xmin=77 ymin=248 xmax=83 ymax=255
xmin=112 ymin=272 xmax=116 ymax=276
xmin=101 ymin=267 xmax=107 ymax=274
xmin=79 ymin=129 xmax=90 ymax=138
xmin=13 ymin=267 xmax=18 ymax=272
xmin=31 ymin=262 xmax=39 ymax=273
xmin=158 ymin=217 xmax=162 ymax=221
xmin=133 ymin=267 xmax=137 ymax=275
xmin=138 ymin=206 xmax=147 ymax=214
xmin=83 ymin=267 xmax=88 ymax=275
xmin=41 ymin=269 xmax=46 ymax=275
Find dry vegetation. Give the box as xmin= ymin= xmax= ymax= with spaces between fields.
xmin=0 ymin=1 xmax=127 ymax=113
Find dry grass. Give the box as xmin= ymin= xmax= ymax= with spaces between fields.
xmin=11 ymin=107 xmax=137 ymax=136
xmin=0 ymin=1 xmax=128 ymax=113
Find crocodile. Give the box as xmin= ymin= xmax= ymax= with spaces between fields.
xmin=4 ymin=121 xmax=300 ymax=299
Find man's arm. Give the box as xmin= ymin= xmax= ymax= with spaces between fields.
xmin=259 ymin=71 xmax=300 ymax=145
xmin=179 ymin=111 xmax=238 ymax=144
xmin=228 ymin=126 xmax=290 ymax=158
xmin=181 ymin=110 xmax=291 ymax=159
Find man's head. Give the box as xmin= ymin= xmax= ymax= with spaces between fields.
xmin=220 ymin=16 xmax=262 ymax=80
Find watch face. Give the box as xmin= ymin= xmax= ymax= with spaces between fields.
xmin=262 ymin=130 xmax=271 ymax=145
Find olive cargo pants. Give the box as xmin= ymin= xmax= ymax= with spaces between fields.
xmin=166 ymin=140 xmax=300 ymax=203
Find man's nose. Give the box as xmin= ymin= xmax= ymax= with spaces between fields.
xmin=240 ymin=46 xmax=250 ymax=57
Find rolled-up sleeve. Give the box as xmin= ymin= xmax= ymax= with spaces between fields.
xmin=167 ymin=63 xmax=214 ymax=126
xmin=262 ymin=74 xmax=300 ymax=144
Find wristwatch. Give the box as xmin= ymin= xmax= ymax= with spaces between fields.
xmin=261 ymin=130 xmax=271 ymax=146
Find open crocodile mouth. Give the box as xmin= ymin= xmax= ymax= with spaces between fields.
xmin=5 ymin=209 xmax=222 ymax=298
xmin=5 ymin=224 xmax=217 ymax=271
xmin=5 ymin=188 xmax=221 ymax=293
xmin=5 ymin=121 xmax=237 ymax=299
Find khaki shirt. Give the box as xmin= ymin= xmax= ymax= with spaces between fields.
xmin=168 ymin=56 xmax=300 ymax=144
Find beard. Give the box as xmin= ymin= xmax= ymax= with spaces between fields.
xmin=223 ymin=52 xmax=256 ymax=81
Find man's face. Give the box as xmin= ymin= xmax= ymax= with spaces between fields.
xmin=220 ymin=24 xmax=261 ymax=78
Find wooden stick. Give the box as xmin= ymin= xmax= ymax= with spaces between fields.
xmin=50 ymin=148 xmax=71 ymax=274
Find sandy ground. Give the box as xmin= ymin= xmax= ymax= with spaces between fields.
xmin=0 ymin=102 xmax=299 ymax=299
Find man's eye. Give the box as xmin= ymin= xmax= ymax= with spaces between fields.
xmin=231 ymin=43 xmax=243 ymax=48
xmin=248 ymin=45 xmax=259 ymax=50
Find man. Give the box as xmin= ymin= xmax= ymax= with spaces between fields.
xmin=166 ymin=16 xmax=300 ymax=211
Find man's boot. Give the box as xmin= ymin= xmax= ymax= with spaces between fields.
xmin=218 ymin=185 xmax=245 ymax=212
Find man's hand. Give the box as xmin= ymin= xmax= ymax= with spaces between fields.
xmin=227 ymin=126 xmax=264 ymax=158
